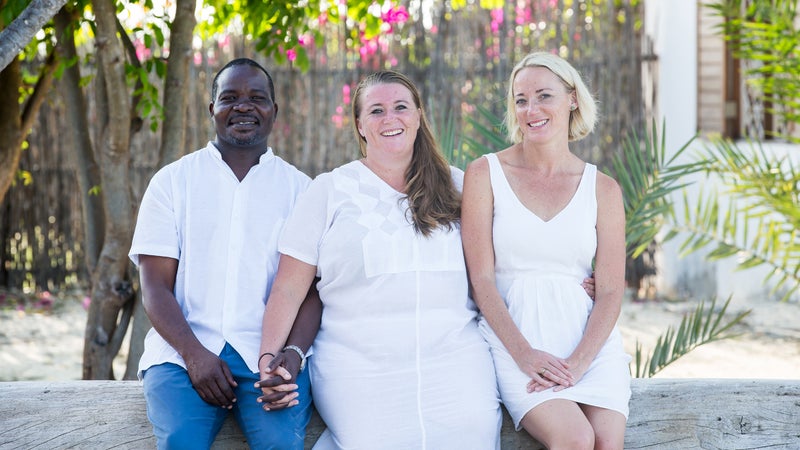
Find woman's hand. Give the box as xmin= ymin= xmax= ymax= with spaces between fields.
xmin=531 ymin=354 xmax=591 ymax=393
xmin=518 ymin=348 xmax=574 ymax=393
xmin=255 ymin=352 xmax=300 ymax=411
xmin=582 ymin=273 xmax=596 ymax=300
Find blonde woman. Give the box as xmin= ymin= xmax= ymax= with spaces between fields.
xmin=462 ymin=52 xmax=631 ymax=449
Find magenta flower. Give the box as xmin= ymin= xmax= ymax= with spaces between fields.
xmin=134 ymin=39 xmax=151 ymax=61
xmin=515 ymin=5 xmax=531 ymax=25
xmin=342 ymin=84 xmax=351 ymax=104
xmin=381 ymin=5 xmax=409 ymax=24
xmin=490 ymin=8 xmax=503 ymax=33
xmin=287 ymin=48 xmax=297 ymax=62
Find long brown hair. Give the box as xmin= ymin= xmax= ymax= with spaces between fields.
xmin=351 ymin=71 xmax=461 ymax=236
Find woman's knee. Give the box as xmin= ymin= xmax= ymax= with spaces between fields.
xmin=521 ymin=401 xmax=594 ymax=450
xmin=593 ymin=427 xmax=625 ymax=450
xmin=549 ymin=425 xmax=594 ymax=450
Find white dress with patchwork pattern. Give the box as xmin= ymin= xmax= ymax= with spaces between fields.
xmin=479 ymin=153 xmax=631 ymax=429
xmin=279 ymin=160 xmax=501 ymax=449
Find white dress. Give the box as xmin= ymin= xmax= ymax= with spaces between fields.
xmin=479 ymin=153 xmax=631 ymax=429
xmin=279 ymin=161 xmax=501 ymax=450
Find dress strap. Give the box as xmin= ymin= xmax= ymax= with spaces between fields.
xmin=483 ymin=153 xmax=514 ymax=200
xmin=574 ymin=163 xmax=597 ymax=207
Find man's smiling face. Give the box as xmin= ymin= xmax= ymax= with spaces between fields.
xmin=210 ymin=64 xmax=278 ymax=149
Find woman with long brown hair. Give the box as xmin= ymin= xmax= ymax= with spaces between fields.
xmin=258 ymin=70 xmax=502 ymax=449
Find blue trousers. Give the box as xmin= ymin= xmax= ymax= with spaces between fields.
xmin=142 ymin=343 xmax=312 ymax=450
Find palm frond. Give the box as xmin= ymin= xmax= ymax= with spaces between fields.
xmin=433 ymin=106 xmax=467 ymax=170
xmin=673 ymin=138 xmax=800 ymax=300
xmin=633 ymin=296 xmax=751 ymax=378
xmin=462 ymin=104 xmax=509 ymax=157
xmin=609 ymin=119 xmax=704 ymax=258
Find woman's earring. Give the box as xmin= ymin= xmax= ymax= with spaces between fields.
xmin=570 ymin=104 xmax=577 ymax=111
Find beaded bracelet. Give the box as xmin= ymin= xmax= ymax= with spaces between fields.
xmin=283 ymin=345 xmax=307 ymax=372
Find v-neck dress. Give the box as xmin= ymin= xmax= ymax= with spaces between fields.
xmin=479 ymin=152 xmax=631 ymax=429
xmin=279 ymin=160 xmax=502 ymax=449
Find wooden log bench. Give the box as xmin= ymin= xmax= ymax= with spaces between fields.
xmin=1 ymin=379 xmax=798 ymax=449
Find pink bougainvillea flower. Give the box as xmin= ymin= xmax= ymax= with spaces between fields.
xmin=515 ymin=5 xmax=531 ymax=25
xmin=218 ymin=34 xmax=230 ymax=50
xmin=359 ymin=38 xmax=378 ymax=60
xmin=298 ymin=33 xmax=314 ymax=47
xmin=382 ymin=5 xmax=409 ymax=24
xmin=286 ymin=48 xmax=297 ymax=62
xmin=134 ymin=39 xmax=151 ymax=61
xmin=36 ymin=291 xmax=54 ymax=308
xmin=490 ymin=8 xmax=503 ymax=33
xmin=342 ymin=84 xmax=351 ymax=104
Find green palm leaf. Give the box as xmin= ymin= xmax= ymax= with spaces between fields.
xmin=610 ymin=119 xmax=703 ymax=258
xmin=633 ymin=296 xmax=750 ymax=378
xmin=675 ymin=138 xmax=800 ymax=301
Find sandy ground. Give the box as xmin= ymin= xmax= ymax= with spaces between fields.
xmin=0 ymin=289 xmax=798 ymax=381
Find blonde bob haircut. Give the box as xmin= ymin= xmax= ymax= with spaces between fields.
xmin=504 ymin=51 xmax=598 ymax=144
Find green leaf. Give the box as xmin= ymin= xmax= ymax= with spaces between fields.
xmin=633 ymin=296 xmax=751 ymax=378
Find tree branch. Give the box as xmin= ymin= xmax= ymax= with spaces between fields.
xmin=0 ymin=0 xmax=69 ymax=71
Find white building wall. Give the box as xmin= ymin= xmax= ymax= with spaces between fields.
xmin=645 ymin=0 xmax=799 ymax=306
xmin=645 ymin=0 xmax=717 ymax=302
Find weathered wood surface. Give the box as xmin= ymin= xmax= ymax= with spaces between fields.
xmin=0 ymin=379 xmax=798 ymax=449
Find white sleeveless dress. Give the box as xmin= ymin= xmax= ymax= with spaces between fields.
xmin=479 ymin=153 xmax=631 ymax=429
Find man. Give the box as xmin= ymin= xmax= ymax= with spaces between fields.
xmin=129 ymin=58 xmax=319 ymax=449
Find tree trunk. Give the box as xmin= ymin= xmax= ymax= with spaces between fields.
xmin=0 ymin=60 xmax=23 ymax=204
xmin=123 ymin=0 xmax=197 ymax=379
xmin=0 ymin=52 xmax=59 ymax=205
xmin=83 ymin=0 xmax=135 ymax=380
xmin=123 ymin=292 xmax=149 ymax=380
xmin=54 ymin=7 xmax=105 ymax=272
xmin=157 ymin=0 xmax=197 ymax=167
